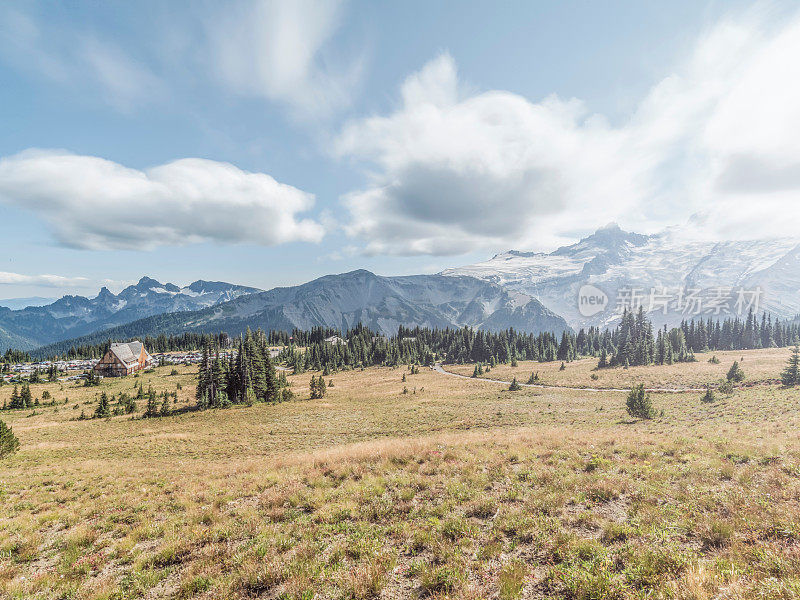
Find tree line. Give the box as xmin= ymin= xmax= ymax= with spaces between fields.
xmin=195 ymin=328 xmax=292 ymax=409
xmin=595 ymin=308 xmax=800 ymax=368
xmin=33 ymin=332 xmax=232 ymax=361
xmin=1 ymin=349 xmax=31 ymax=364
xmin=19 ymin=308 xmax=800 ymax=372
xmin=276 ymin=324 xmax=582 ymax=374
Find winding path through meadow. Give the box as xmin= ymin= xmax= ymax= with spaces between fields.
xmin=432 ymin=363 xmax=712 ymax=393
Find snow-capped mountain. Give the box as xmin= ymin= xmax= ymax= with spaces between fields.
xmin=442 ymin=224 xmax=800 ymax=330
xmin=0 ymin=277 xmax=260 ymax=350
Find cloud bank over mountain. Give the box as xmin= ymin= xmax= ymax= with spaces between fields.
xmin=0 ymin=272 xmax=89 ymax=287
xmin=337 ymin=7 xmax=800 ymax=255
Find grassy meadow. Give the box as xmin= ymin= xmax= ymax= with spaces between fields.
xmin=445 ymin=347 xmax=792 ymax=390
xmin=1 ymin=352 xmax=800 ymax=599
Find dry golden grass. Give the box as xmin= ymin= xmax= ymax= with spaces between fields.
xmin=446 ymin=347 xmax=792 ymax=389
xmin=0 ymin=355 xmax=799 ymax=599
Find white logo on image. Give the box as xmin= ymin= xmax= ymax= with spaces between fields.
xmin=577 ymin=284 xmax=608 ymax=317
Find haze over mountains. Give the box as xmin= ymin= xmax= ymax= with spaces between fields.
xmin=0 ymin=297 xmax=58 ymax=310
xmin=6 ymin=225 xmax=800 ymax=354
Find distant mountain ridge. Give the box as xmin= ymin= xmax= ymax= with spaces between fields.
xmin=11 ymin=225 xmax=800 ymax=355
xmin=31 ymin=270 xmax=570 ymax=357
xmin=443 ymin=224 xmax=800 ymax=329
xmin=0 ymin=277 xmax=261 ymax=351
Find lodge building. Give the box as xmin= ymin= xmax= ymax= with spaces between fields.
xmin=93 ymin=341 xmax=154 ymax=377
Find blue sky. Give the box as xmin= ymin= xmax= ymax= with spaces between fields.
xmin=0 ymin=0 xmax=798 ymax=298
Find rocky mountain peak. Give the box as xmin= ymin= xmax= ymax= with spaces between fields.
xmin=135 ymin=276 xmax=163 ymax=290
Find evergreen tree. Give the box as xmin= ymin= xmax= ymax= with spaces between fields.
xmin=264 ymin=352 xmax=279 ymax=402
xmin=144 ymin=387 xmax=159 ymax=418
xmin=210 ymin=352 xmax=226 ymax=408
xmin=667 ymin=328 xmax=687 ymax=362
xmin=626 ymin=384 xmax=656 ymax=419
xmin=557 ymin=331 xmax=574 ymax=362
xmin=655 ymin=329 xmax=666 ymax=364
xmin=0 ymin=419 xmax=19 ymax=458
xmin=94 ymin=392 xmax=110 ymax=419
xmin=160 ymin=391 xmax=171 ymax=416
xmin=701 ymin=385 xmax=715 ymax=403
xmin=244 ymin=387 xmax=257 ymax=406
xmin=8 ymin=385 xmax=21 ymax=409
xmin=19 ymin=384 xmax=32 ymax=409
xmin=120 ymin=393 xmax=137 ymax=414
xmin=508 ymin=377 xmax=521 ymax=391
xmin=245 ymin=330 xmax=267 ymax=401
xmin=196 ymin=343 xmax=211 ymax=405
xmin=233 ymin=337 xmax=250 ymax=403
xmin=781 ymin=346 xmax=800 ymax=386
xmin=726 ymin=361 xmax=745 ymax=383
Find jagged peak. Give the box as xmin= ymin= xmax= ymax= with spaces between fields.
xmin=136 ymin=276 xmax=163 ymax=288
xmin=322 ymin=269 xmax=377 ymax=281
xmin=598 ymin=221 xmax=622 ymax=232
xmin=185 ymin=280 xmax=259 ymax=294
xmin=487 ymin=225 xmax=645 ymax=262
xmin=490 ymin=250 xmax=540 ymax=260
xmin=553 ymin=224 xmax=649 ymax=256
xmin=579 ymin=223 xmax=642 ymax=245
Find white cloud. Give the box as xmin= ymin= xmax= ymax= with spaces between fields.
xmin=206 ymin=0 xmax=361 ymax=119
xmin=0 ymin=272 xmax=89 ymax=288
xmin=336 ymin=54 xmax=645 ymax=254
xmin=336 ymin=7 xmax=800 ymax=255
xmin=0 ymin=150 xmax=325 ymax=250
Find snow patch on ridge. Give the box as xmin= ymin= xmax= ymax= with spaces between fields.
xmin=443 ymin=227 xmax=800 ymax=329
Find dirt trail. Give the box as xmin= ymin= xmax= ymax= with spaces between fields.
xmin=432 ymin=363 xmax=709 ymax=393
